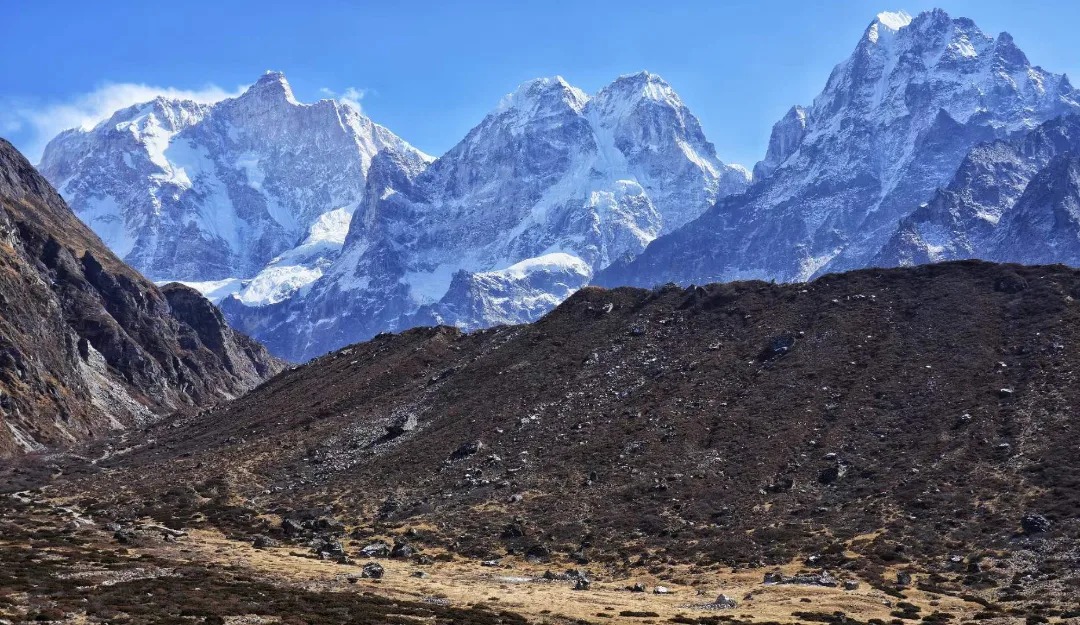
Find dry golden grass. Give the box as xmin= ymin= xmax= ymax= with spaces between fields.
xmin=126 ymin=526 xmax=985 ymax=624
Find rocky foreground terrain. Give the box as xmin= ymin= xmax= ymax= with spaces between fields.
xmin=2 ymin=260 xmax=1079 ymax=623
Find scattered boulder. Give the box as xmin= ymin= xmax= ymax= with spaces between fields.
xmin=281 ymin=518 xmax=304 ymax=537
xmin=313 ymin=538 xmax=346 ymax=560
xmin=113 ymin=528 xmax=137 ymax=544
xmin=653 ymin=586 xmax=671 ymax=595
xmin=360 ymin=541 xmax=390 ymax=558
xmin=818 ymin=462 xmax=848 ymax=485
xmin=763 ymin=570 xmax=838 ymax=587
xmin=763 ymin=476 xmax=795 ymax=493
xmin=312 ymin=517 xmax=345 ymax=534
xmin=501 ymin=521 xmax=526 ymax=538
xmin=361 ymin=562 xmax=385 ymax=579
xmin=147 ymin=524 xmax=188 ymax=540
xmin=629 ymin=582 xmax=647 ymax=592
xmin=843 ymin=580 xmax=859 ymax=591
xmin=897 ymin=571 xmax=912 ymax=587
xmin=386 ymin=412 xmax=419 ymax=439
xmin=1021 ymin=514 xmax=1052 ymax=534
xmin=525 ymin=544 xmax=551 ymax=563
xmin=713 ymin=594 xmax=737 ymax=609
xmin=252 ymin=535 xmax=277 ymax=549
xmin=481 ymin=559 xmax=501 ymax=567
xmin=760 ymin=333 xmax=797 ymax=361
xmin=390 ymin=540 xmax=415 ymax=559
xmin=574 ymin=576 xmax=592 ymax=591
xmin=543 ymin=569 xmax=587 ymax=582
xmin=450 ymin=440 xmax=484 ymax=460
xmin=994 ymin=271 xmax=1027 ymax=293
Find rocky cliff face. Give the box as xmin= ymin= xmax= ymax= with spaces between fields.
xmin=0 ymin=139 xmax=282 ymax=456
xmin=597 ymin=10 xmax=1080 ymax=288
xmin=877 ymin=114 xmax=1080 ymax=266
xmin=222 ymin=72 xmax=750 ymax=361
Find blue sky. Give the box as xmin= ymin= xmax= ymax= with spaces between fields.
xmin=3 ymin=1 xmax=1079 ymax=167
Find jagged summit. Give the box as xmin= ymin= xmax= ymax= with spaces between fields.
xmin=597 ymin=9 xmax=1080 ymax=290
xmin=39 ymin=70 xmax=427 ymax=290
xmin=592 ymin=70 xmax=684 ymax=113
xmin=219 ymin=70 xmax=750 ymax=360
xmin=753 ymin=104 xmax=808 ymax=180
xmin=603 ymin=70 xmax=673 ymax=92
xmin=495 ymin=75 xmax=589 ymax=116
xmin=240 ymin=69 xmax=297 ymax=103
xmin=495 ymin=72 xmax=687 ymax=119
xmin=258 ymin=69 xmax=288 ymax=83
xmin=874 ymin=9 xmax=913 ymax=30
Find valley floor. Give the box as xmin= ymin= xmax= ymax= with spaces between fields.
xmin=0 ymin=490 xmax=1044 ymax=625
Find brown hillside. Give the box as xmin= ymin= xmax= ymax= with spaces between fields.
xmin=25 ymin=260 xmax=1079 ymax=616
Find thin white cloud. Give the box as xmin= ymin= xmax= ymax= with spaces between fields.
xmin=319 ymin=86 xmax=368 ymax=112
xmin=1 ymin=82 xmax=244 ymax=163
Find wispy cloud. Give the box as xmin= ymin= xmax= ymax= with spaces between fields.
xmin=319 ymin=86 xmax=368 ymax=112
xmin=1 ymin=82 xmax=244 ymax=163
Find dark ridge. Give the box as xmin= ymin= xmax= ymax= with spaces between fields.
xmin=0 ymin=138 xmax=283 ymax=456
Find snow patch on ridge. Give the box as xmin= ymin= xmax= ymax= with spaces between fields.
xmin=497 ymin=252 xmax=591 ymax=281
xmin=159 ymin=279 xmax=245 ymax=304
xmin=877 ymin=10 xmax=913 ymax=31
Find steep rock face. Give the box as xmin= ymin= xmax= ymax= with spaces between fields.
xmin=752 ymin=105 xmax=807 ymax=180
xmin=598 ymin=10 xmax=1080 ymax=288
xmin=224 ymin=73 xmax=750 ymax=361
xmin=991 ymin=154 xmax=1080 ymax=263
xmin=39 ymin=71 xmax=429 ymax=300
xmin=877 ymin=114 xmax=1080 ymax=266
xmin=0 ymin=139 xmax=282 ymax=456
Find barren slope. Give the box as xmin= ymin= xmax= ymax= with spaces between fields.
xmin=16 ymin=260 xmax=1078 ymax=618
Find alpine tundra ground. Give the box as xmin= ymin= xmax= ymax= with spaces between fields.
xmin=3 ymin=261 xmax=1080 ymax=623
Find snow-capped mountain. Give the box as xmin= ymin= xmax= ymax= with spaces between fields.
xmin=597 ymin=9 xmax=1080 ymax=288
xmin=39 ymin=71 xmax=431 ymax=305
xmin=221 ymin=72 xmax=750 ymax=360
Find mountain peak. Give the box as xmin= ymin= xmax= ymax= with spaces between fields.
xmin=753 ymin=105 xmax=809 ymax=180
xmin=241 ymin=70 xmax=297 ymax=104
xmin=874 ymin=10 xmax=913 ymax=31
xmin=865 ymin=9 xmax=913 ymax=44
xmin=992 ymin=31 xmax=1031 ymax=70
xmin=609 ymin=70 xmax=668 ymax=87
xmin=495 ymin=76 xmax=589 ymax=116
xmin=600 ymin=71 xmax=679 ymax=104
